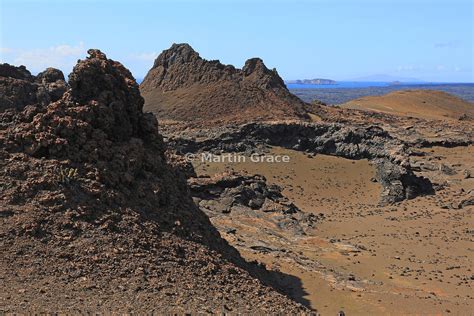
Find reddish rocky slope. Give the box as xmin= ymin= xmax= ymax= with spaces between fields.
xmin=0 ymin=50 xmax=308 ymax=313
xmin=140 ymin=43 xmax=310 ymax=127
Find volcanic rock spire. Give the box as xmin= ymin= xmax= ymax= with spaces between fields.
xmin=140 ymin=43 xmax=310 ymax=127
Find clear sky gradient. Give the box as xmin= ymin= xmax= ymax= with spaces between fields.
xmin=1 ymin=0 xmax=472 ymax=82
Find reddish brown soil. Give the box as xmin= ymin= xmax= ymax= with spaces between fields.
xmin=341 ymin=89 xmax=474 ymax=121
xmin=194 ymin=146 xmax=474 ymax=315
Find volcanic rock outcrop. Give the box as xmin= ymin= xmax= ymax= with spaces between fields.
xmin=0 ymin=64 xmax=67 ymax=111
xmin=0 ymin=50 xmax=308 ymax=313
xmin=140 ymin=43 xmax=310 ymax=127
xmin=189 ymin=172 xmax=319 ymax=234
xmin=168 ymin=122 xmax=434 ymax=204
xmin=188 ymin=172 xmax=322 ymax=261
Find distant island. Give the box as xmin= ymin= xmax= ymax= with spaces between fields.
xmin=286 ymin=78 xmax=337 ymax=85
xmin=349 ymin=74 xmax=422 ymax=83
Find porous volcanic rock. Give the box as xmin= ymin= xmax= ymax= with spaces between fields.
xmin=189 ymin=172 xmax=319 ymax=233
xmin=188 ymin=172 xmax=322 ymax=260
xmin=0 ymin=50 xmax=309 ymax=313
xmin=140 ymin=43 xmax=310 ymax=127
xmin=0 ymin=63 xmax=67 ymax=111
xmin=35 ymin=67 xmax=68 ymax=102
xmin=0 ymin=63 xmax=34 ymax=80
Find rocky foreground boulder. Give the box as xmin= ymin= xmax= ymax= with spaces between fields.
xmin=140 ymin=43 xmax=311 ymax=127
xmin=0 ymin=50 xmax=309 ymax=313
xmin=0 ymin=64 xmax=67 ymax=111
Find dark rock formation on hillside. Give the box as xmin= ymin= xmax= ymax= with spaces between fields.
xmin=189 ymin=172 xmax=311 ymax=219
xmin=0 ymin=50 xmax=308 ymax=313
xmin=188 ymin=172 xmax=321 ymax=250
xmin=140 ymin=43 xmax=310 ymax=126
xmin=311 ymin=103 xmax=474 ymax=148
xmin=167 ymin=122 xmax=434 ymax=205
xmin=0 ymin=63 xmax=34 ymax=80
xmin=0 ymin=64 xmax=67 ymax=111
xmin=35 ymin=67 xmax=68 ymax=102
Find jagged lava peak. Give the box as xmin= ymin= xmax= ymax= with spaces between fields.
xmin=140 ymin=43 xmax=310 ymax=127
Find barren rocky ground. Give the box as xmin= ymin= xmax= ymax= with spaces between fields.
xmin=151 ymin=52 xmax=473 ymax=313
xmin=0 ymin=51 xmax=310 ymax=313
xmin=192 ymin=145 xmax=473 ymax=315
xmin=341 ymin=89 xmax=474 ymax=121
xmin=1 ymin=42 xmax=473 ymax=314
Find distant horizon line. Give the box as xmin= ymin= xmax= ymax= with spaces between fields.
xmin=282 ymin=80 xmax=474 ymax=84
xmin=7 ymin=60 xmax=471 ymax=85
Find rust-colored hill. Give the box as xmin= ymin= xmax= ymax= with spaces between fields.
xmin=341 ymin=89 xmax=474 ymax=121
xmin=0 ymin=51 xmax=307 ymax=313
xmin=140 ymin=43 xmax=310 ymax=127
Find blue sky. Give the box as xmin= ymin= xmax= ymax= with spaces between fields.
xmin=0 ymin=0 xmax=472 ymax=82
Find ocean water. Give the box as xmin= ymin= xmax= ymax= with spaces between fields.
xmin=288 ymin=83 xmax=474 ymax=105
xmin=286 ymin=81 xmax=394 ymax=89
xmin=136 ymin=76 xmax=473 ymax=105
